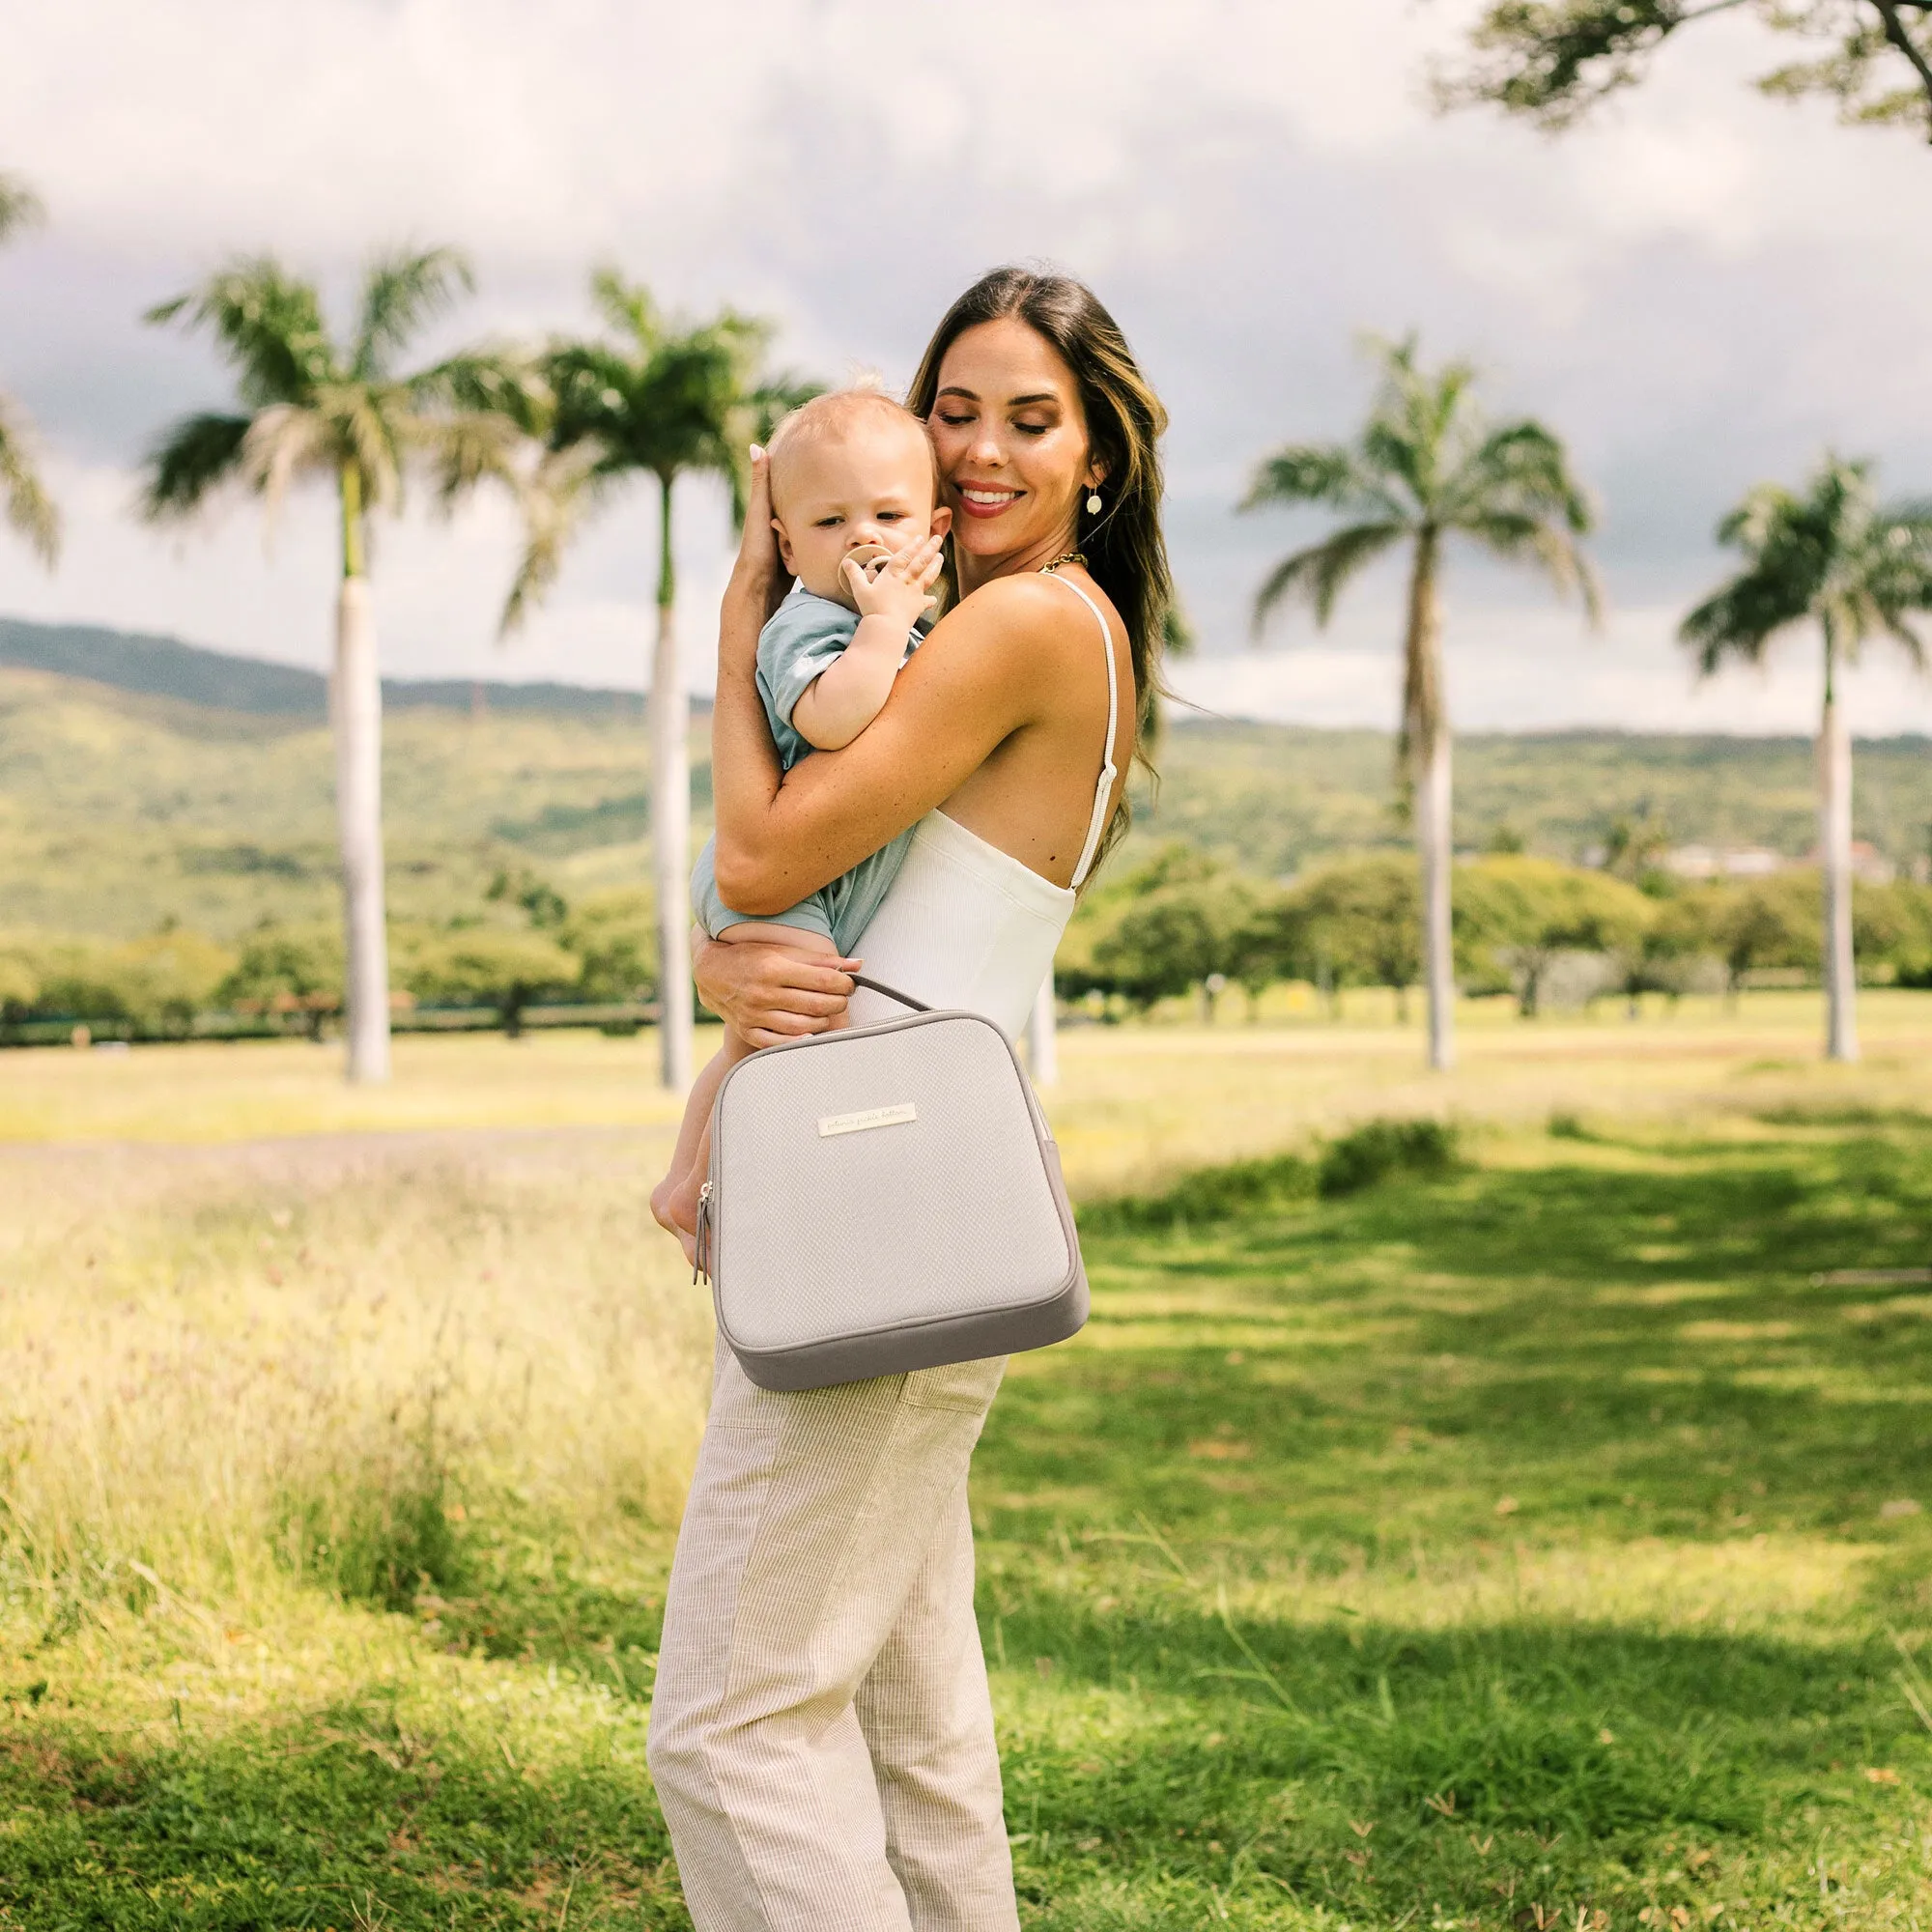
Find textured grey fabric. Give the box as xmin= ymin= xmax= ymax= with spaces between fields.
xmin=704 ymin=1009 xmax=1087 ymax=1391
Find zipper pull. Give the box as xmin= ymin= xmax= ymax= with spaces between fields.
xmin=693 ymin=1181 xmax=712 ymax=1284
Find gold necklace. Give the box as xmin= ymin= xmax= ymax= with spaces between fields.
xmin=1040 ymin=550 xmax=1088 ymax=575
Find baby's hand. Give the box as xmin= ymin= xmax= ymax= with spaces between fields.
xmin=842 ymin=533 xmax=944 ymax=633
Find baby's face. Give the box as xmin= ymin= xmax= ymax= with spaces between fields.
xmin=771 ymin=415 xmax=943 ymax=609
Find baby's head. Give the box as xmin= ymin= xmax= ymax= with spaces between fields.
xmin=767 ymin=388 xmax=949 ymax=609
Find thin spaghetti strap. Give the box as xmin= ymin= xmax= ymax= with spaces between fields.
xmin=1040 ymin=570 xmax=1120 ymax=890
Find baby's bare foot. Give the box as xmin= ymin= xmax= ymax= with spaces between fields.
xmin=665 ymin=1169 xmax=704 ymax=1242
xmin=649 ymin=1172 xmax=687 ymax=1241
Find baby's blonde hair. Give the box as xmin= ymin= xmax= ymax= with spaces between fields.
xmin=766 ymin=383 xmax=939 ymax=514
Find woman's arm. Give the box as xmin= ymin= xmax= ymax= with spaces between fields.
xmin=711 ymin=554 xmax=1068 ymax=916
xmin=709 ymin=448 xmax=792 ymax=871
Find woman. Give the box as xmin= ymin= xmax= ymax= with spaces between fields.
xmin=645 ymin=267 xmax=1171 ymax=1932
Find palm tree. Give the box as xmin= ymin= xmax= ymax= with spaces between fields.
xmin=0 ymin=171 xmax=59 ymax=565
xmin=496 ymin=270 xmax=810 ymax=1091
xmin=1682 ymin=456 xmax=1932 ymax=1063
xmin=1242 ymin=334 xmax=1599 ymax=1070
xmin=142 ymin=248 xmax=507 ymax=1083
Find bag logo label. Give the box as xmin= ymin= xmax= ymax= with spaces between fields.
xmin=819 ymin=1101 xmax=918 ymax=1138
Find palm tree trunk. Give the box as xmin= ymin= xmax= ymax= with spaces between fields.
xmin=1405 ymin=527 xmax=1454 ymax=1072
xmin=652 ymin=474 xmax=693 ymax=1092
xmin=331 ymin=476 xmax=389 ymax=1084
xmin=1818 ymin=628 xmax=1858 ymax=1063
xmin=1027 ymin=975 xmax=1059 ymax=1086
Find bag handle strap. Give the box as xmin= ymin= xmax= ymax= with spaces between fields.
xmin=849 ymin=973 xmax=930 ymax=1013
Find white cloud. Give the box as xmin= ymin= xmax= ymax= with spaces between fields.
xmin=2 ymin=0 xmax=1930 ymax=729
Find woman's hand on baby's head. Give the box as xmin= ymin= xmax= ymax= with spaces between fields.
xmin=727 ymin=445 xmax=790 ymax=622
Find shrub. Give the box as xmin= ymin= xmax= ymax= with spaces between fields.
xmin=219 ymin=921 xmax=343 ymax=1032
xmin=1454 ymin=857 xmax=1653 ymax=1016
xmin=1275 ymin=851 xmax=1422 ymax=1017
xmin=1317 ymin=1118 xmax=1460 ymax=1198
xmin=1 ymin=928 xmax=237 ymax=1035
xmin=1078 ymin=1152 xmax=1316 ymax=1235
xmin=397 ymin=925 xmax=582 ymax=1036
xmin=559 ymin=887 xmax=658 ymax=1002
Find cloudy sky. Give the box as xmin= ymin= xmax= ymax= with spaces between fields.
xmin=3 ymin=0 xmax=1930 ymax=735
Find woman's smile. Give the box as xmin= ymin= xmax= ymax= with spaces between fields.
xmin=955 ymin=481 xmax=1024 ymax=518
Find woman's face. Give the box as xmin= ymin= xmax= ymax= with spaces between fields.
xmin=926 ymin=316 xmax=1102 ymax=574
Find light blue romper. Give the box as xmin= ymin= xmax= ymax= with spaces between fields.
xmin=690 ymin=588 xmax=923 ymax=953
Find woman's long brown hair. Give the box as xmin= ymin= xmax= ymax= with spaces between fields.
xmin=906 ymin=267 xmax=1173 ymax=868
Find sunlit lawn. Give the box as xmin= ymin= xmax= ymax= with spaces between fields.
xmin=3 ymin=996 xmax=1931 ymax=1926
xmin=7 ymin=986 xmax=1932 ymax=1195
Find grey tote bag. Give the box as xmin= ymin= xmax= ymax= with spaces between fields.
xmin=694 ymin=977 xmax=1089 ymax=1391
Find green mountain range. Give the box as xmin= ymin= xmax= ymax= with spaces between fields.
xmin=2 ymin=615 xmax=1928 ymax=940
xmin=0 ymin=615 xmax=654 ymax=719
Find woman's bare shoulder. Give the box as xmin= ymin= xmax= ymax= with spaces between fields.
xmin=940 ymin=569 xmax=1117 ymax=661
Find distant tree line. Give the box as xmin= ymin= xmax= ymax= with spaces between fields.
xmin=0 ymin=876 xmax=657 ymax=1044
xmin=1056 ymin=841 xmax=1932 ymax=1023
xmin=7 ymin=834 xmax=1932 ymax=1048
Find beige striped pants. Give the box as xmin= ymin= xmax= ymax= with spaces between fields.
xmin=646 ymin=1343 xmax=1020 ymax=1931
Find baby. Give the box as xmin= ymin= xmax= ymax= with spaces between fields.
xmin=652 ymin=388 xmax=950 ymax=1247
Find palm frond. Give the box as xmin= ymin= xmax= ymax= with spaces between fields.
xmin=1680 ymin=572 xmax=1805 ymax=676
xmin=237 ymin=404 xmax=339 ymax=528
xmin=335 ymin=386 xmax=409 ymax=514
xmin=145 ymin=258 xmax=335 ymax=409
xmin=417 ymin=347 xmax=554 ymax=435
xmin=499 ymin=440 xmax=609 ymax=636
xmin=1875 ymin=612 xmax=1929 ymax=670
xmin=1444 ymin=419 xmax=1597 ymax=535
xmin=0 ymin=171 xmax=45 ymax=246
xmin=1251 ymin=522 xmax=1408 ymax=639
xmin=1463 ymin=511 xmax=1605 ymax=624
xmin=1682 ymin=455 xmax=1916 ymax=681
xmin=542 ymin=339 xmax=642 ymax=450
xmin=426 ymin=411 xmax=535 ymax=509
xmin=590 ymin=268 xmax=659 ymax=352
xmin=352 ymin=245 xmax=473 ymax=381
xmin=140 ymin=411 xmax=253 ymax=521
xmin=0 ymin=392 xmax=59 ymax=564
xmin=1241 ymin=443 xmax=1402 ymax=520
xmin=1863 ymin=499 xmax=1932 ymax=656
xmin=491 ymin=271 xmax=811 ymax=602
xmin=727 ymin=373 xmax=823 ymax=525
xmin=1715 ymin=480 xmax=1802 ymax=556
xmin=1359 ymin=331 xmax=1481 ymax=509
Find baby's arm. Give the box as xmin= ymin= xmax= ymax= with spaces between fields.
xmin=789 ymin=614 xmax=910 ymax=751
xmin=789 ymin=550 xmax=936 ymax=752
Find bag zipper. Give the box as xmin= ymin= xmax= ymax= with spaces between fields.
xmin=693 ymin=1180 xmax=712 ymax=1285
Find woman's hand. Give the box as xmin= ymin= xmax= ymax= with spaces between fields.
xmin=724 ymin=446 xmax=789 ymax=647
xmin=694 ymin=931 xmax=859 ymax=1047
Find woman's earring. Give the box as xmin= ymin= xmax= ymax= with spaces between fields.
xmin=1086 ymin=489 xmax=1102 ymax=516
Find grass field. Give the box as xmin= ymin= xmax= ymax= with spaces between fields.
xmin=4 ymin=996 xmax=1932 ymax=1927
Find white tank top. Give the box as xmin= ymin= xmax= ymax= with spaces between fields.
xmin=845 ymin=570 xmax=1120 ymax=1040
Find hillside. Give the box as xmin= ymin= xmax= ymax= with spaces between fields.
xmin=0 ymin=614 xmax=654 ymax=720
xmin=1146 ymin=719 xmax=1932 ymax=877
xmin=2 ymin=620 xmax=1930 ymax=939
xmin=0 ymin=667 xmax=667 ymax=937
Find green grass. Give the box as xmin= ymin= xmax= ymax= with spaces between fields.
xmin=7 ymin=1099 xmax=1932 ymax=1925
